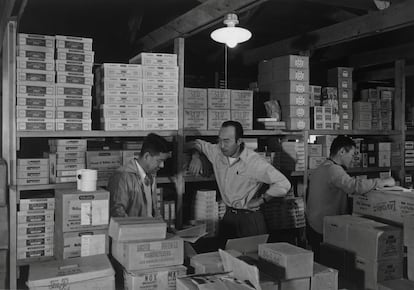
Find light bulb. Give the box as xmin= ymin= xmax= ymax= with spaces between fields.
xmin=226 ymin=40 xmax=238 ymax=48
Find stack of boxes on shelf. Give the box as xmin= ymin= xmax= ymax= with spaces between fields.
xmin=17 ymin=158 xmax=49 ymax=186
xmin=311 ymin=104 xmax=334 ymax=130
xmin=405 ymin=141 xmax=414 ymax=187
xmin=18 ymin=198 xmax=55 ymax=260
xmin=109 ymin=217 xmax=185 ymax=289
xmin=48 ymin=139 xmax=87 ymax=183
xmin=183 ymin=87 xmax=254 ymax=130
xmin=258 ymin=55 xmax=310 ymax=130
xmin=86 ymin=150 xmax=122 ymax=186
xmin=308 ymin=143 xmax=324 ymax=170
xmin=353 ymin=101 xmax=373 ymax=130
xmin=96 ymin=63 xmax=143 ymax=131
xmin=193 ymin=190 xmax=219 ymax=237
xmin=275 ymin=139 xmax=306 ymax=172
xmin=16 ymin=33 xmax=56 ymax=131
xmin=162 ymin=199 xmax=176 ymax=229
xmin=360 ymin=87 xmax=394 ymax=130
xmin=0 ymin=160 xmax=7 ymax=289
xmin=54 ymin=188 xmax=110 ymax=259
xmin=55 ymin=35 xmax=94 ymax=131
xmin=262 ymin=197 xmax=305 ymax=230
xmin=327 ymin=67 xmax=353 ymax=130
xmin=322 ymin=215 xmax=403 ymax=289
xmin=139 ymin=53 xmax=179 ymax=131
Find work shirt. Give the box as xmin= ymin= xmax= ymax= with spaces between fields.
xmin=306 ymin=159 xmax=380 ymax=234
xmin=195 ymin=139 xmax=291 ymax=209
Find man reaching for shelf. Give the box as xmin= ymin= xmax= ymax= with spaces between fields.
xmin=187 ymin=120 xmax=291 ymax=243
xmin=108 ymin=133 xmax=171 ymax=217
xmin=306 ymin=135 xmax=395 ymax=261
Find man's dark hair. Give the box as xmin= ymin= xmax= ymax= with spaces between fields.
xmin=221 ymin=120 xmax=244 ymax=140
xmin=330 ymin=135 xmax=356 ymax=156
xmin=140 ymin=133 xmax=170 ymax=156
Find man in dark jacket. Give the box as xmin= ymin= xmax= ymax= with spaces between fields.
xmin=108 ymin=133 xmax=171 ymax=217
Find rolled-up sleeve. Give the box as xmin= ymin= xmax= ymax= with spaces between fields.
xmin=330 ymin=166 xmax=378 ymax=195
xmin=194 ymin=139 xmax=219 ymax=163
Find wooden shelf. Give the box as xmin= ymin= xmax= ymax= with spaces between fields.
xmin=307 ymin=167 xmax=394 ymax=175
xmin=17 ymin=256 xmax=55 ymax=266
xmin=16 ymin=130 xmax=178 ymax=139
xmin=309 ymin=130 xmax=401 ymax=136
xmin=184 ymin=175 xmax=215 ymax=182
xmin=405 ymin=166 xmax=414 ymax=171
xmin=183 ymin=129 xmax=304 ymax=137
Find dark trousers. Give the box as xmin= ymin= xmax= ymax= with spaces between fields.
xmin=306 ymin=220 xmax=323 ymax=262
xmin=218 ymin=208 xmax=267 ymax=248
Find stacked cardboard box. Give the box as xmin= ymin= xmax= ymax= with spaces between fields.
xmin=309 ymin=85 xmax=322 ymax=107
xmin=134 ymin=53 xmax=179 ymax=130
xmin=55 ymin=35 xmax=94 ymax=131
xmin=163 ymin=199 xmax=176 ymax=229
xmin=322 ymin=215 xmax=403 ymax=289
xmin=405 ymin=141 xmax=414 ymax=167
xmin=315 ymin=135 xmax=337 ymax=157
xmin=258 ymin=55 xmax=310 ymax=130
xmin=308 ymin=144 xmax=326 ymax=169
xmin=17 ymin=158 xmax=49 ymax=186
xmin=193 ymin=190 xmax=219 ymax=237
xmin=262 ymin=197 xmax=305 ymax=230
xmin=16 ymin=33 xmax=56 ymax=131
xmin=230 ymin=90 xmax=253 ymax=130
xmin=96 ymin=63 xmax=143 ymax=131
xmin=278 ymin=140 xmax=305 ymax=171
xmin=321 ymin=87 xmax=338 ymax=130
xmin=207 ymin=88 xmax=231 ymax=130
xmin=328 ymin=67 xmax=354 ymax=130
xmin=54 ymin=188 xmax=109 ymax=259
xmin=378 ymin=87 xmax=394 ymax=130
xmin=18 ymin=198 xmax=55 ymax=260
xmin=183 ymin=88 xmax=208 ymax=130
xmin=353 ymin=101 xmax=372 ymax=130
xmin=27 ymin=254 xmax=115 ymax=289
xmin=311 ymin=105 xmax=333 ymax=130
xmin=86 ymin=150 xmax=122 ymax=185
xmin=48 ymin=139 xmax=87 ymax=183
xmin=109 ymin=217 xmax=185 ymax=289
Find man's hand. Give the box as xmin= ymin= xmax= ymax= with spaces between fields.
xmin=246 ymin=197 xmax=265 ymax=211
xmin=379 ymin=177 xmax=396 ymax=188
xmin=188 ymin=152 xmax=203 ymax=176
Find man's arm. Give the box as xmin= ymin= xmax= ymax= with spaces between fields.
xmin=185 ymin=139 xmax=216 ymax=176
xmin=108 ymin=173 xmax=130 ymax=217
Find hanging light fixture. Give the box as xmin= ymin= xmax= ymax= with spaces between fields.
xmin=210 ymin=13 xmax=252 ymax=48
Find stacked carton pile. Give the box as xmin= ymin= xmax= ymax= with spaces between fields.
xmin=321 ymin=215 xmax=403 ymax=289
xmin=55 ymin=35 xmax=94 ymax=131
xmin=48 ymin=139 xmax=87 ymax=183
xmin=278 ymin=140 xmax=305 ymax=172
xmin=207 ymin=88 xmax=231 ymax=130
xmin=109 ymin=217 xmax=186 ymax=289
xmin=86 ymin=150 xmax=122 ymax=185
xmin=16 ymin=33 xmax=56 ymax=131
xmin=258 ymin=55 xmax=310 ymax=130
xmin=360 ymin=87 xmax=394 ymax=130
xmin=307 ymin=144 xmax=325 ymax=169
xmin=54 ymin=188 xmax=110 ymax=259
xmin=138 ymin=53 xmax=179 ymax=130
xmin=183 ymin=88 xmax=208 ymax=130
xmin=353 ymin=101 xmax=372 ymax=130
xmin=96 ymin=63 xmax=143 ymax=130
xmin=193 ymin=190 xmax=219 ymax=237
xmin=18 ymin=198 xmax=55 ymax=260
xmin=327 ymin=67 xmax=354 ymax=130
xmin=17 ymin=158 xmax=49 ymax=186
xmin=262 ymin=197 xmax=305 ymax=230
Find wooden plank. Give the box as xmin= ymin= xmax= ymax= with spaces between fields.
xmin=394 ymin=60 xmax=405 ymax=181
xmin=243 ymin=1 xmax=414 ymax=65
xmin=0 ymin=0 xmax=16 ymax=55
xmin=355 ymin=65 xmax=414 ymax=82
xmin=134 ymin=0 xmax=263 ymax=52
xmin=174 ymin=38 xmax=185 ymax=229
xmin=305 ymin=0 xmax=377 ymax=11
xmin=350 ymin=42 xmax=414 ymax=68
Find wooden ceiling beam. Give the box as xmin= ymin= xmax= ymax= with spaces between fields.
xmin=305 ymin=0 xmax=377 ymax=11
xmin=243 ymin=1 xmax=414 ymax=65
xmin=350 ymin=42 xmax=414 ymax=68
xmin=355 ymin=65 xmax=414 ymax=82
xmin=133 ymin=0 xmax=266 ymax=53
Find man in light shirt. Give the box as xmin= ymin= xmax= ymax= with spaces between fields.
xmin=108 ymin=133 xmax=171 ymax=217
xmin=187 ymin=121 xmax=291 ymax=241
xmin=306 ymin=135 xmax=395 ymax=260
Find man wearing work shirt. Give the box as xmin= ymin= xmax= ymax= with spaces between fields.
xmin=306 ymin=135 xmax=395 ymax=260
xmin=188 ymin=120 xmax=291 ymax=241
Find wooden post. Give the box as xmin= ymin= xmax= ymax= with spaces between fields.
xmin=394 ymin=59 xmax=406 ymax=182
xmin=174 ymin=37 xmax=185 ymax=229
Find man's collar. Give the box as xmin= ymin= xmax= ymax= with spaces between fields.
xmin=135 ymin=159 xmax=147 ymax=180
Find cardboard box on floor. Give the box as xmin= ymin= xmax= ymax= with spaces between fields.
xmin=190 ymin=234 xmax=269 ymax=274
